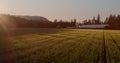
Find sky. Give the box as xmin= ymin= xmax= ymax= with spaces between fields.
xmin=0 ymin=0 xmax=120 ymax=22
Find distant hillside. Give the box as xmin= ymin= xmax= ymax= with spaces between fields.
xmin=0 ymin=14 xmax=54 ymax=28
xmin=19 ymin=16 xmax=50 ymax=23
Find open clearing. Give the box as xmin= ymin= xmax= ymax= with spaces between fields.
xmin=0 ymin=29 xmax=120 ymax=63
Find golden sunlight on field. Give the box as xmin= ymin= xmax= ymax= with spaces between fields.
xmin=1 ymin=29 xmax=120 ymax=63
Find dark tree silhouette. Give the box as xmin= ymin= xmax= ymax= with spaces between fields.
xmin=96 ymin=14 xmax=101 ymax=24
xmin=105 ymin=14 xmax=120 ymax=29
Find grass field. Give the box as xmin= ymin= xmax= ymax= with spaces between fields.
xmin=0 ymin=28 xmax=120 ymax=63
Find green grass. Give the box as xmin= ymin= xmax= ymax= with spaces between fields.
xmin=0 ymin=29 xmax=120 ymax=63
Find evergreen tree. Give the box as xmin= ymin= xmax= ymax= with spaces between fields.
xmin=92 ymin=16 xmax=96 ymax=24
xmin=96 ymin=14 xmax=101 ymax=24
xmin=73 ymin=18 xmax=77 ymax=26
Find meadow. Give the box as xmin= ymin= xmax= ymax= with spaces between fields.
xmin=0 ymin=28 xmax=120 ymax=63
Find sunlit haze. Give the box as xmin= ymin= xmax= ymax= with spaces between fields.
xmin=0 ymin=0 xmax=120 ymax=21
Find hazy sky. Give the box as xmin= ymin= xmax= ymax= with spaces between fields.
xmin=0 ymin=0 xmax=120 ymax=21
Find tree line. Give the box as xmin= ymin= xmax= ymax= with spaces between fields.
xmin=0 ymin=14 xmax=120 ymax=29
xmin=82 ymin=14 xmax=104 ymax=25
xmin=104 ymin=14 xmax=120 ymax=29
xmin=53 ymin=19 xmax=77 ymax=28
xmin=82 ymin=14 xmax=120 ymax=29
xmin=0 ymin=14 xmax=77 ymax=28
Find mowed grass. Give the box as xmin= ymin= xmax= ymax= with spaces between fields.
xmin=0 ymin=28 xmax=120 ymax=63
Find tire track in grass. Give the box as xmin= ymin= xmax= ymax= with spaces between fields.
xmin=96 ymin=50 xmax=100 ymax=63
xmin=17 ymin=31 xmax=92 ymax=63
xmin=52 ymin=34 xmax=92 ymax=60
xmin=41 ymin=41 xmax=78 ymax=63
xmin=15 ymin=35 xmax=66 ymax=61
xmin=104 ymin=33 xmax=112 ymax=63
xmin=95 ymin=40 xmax=101 ymax=63
xmin=109 ymin=34 xmax=120 ymax=51
xmin=83 ymin=32 xmax=100 ymax=63
xmin=87 ymin=31 xmax=104 ymax=63
xmin=19 ymin=30 xmax=93 ymax=62
xmin=36 ymin=32 xmax=92 ymax=60
xmin=102 ymin=31 xmax=107 ymax=63
xmin=84 ymin=31 xmax=103 ymax=63
xmin=106 ymin=45 xmax=111 ymax=63
xmin=105 ymin=33 xmax=117 ymax=63
xmin=15 ymin=31 xmax=90 ymax=51
xmin=81 ymin=33 xmax=96 ymax=61
xmin=15 ymin=32 xmax=81 ymax=51
xmin=73 ymin=32 xmax=99 ymax=63
xmin=59 ymin=31 xmax=90 ymax=37
xmin=14 ymin=30 xmax=74 ymax=50
xmin=103 ymin=31 xmax=112 ymax=63
xmin=107 ymin=33 xmax=120 ymax=63
xmin=14 ymin=36 xmax=55 ymax=50
xmin=16 ymin=36 xmax=75 ymax=61
xmin=93 ymin=31 xmax=104 ymax=63
xmin=95 ymin=30 xmax=112 ymax=63
xmin=47 ymin=31 xmax=97 ymax=63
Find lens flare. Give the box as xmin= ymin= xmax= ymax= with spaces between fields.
xmin=0 ymin=19 xmax=9 ymax=32
xmin=0 ymin=15 xmax=16 ymax=63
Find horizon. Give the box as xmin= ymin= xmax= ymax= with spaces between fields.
xmin=0 ymin=0 xmax=120 ymax=22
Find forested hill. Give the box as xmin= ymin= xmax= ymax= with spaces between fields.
xmin=0 ymin=14 xmax=120 ymax=29
xmin=0 ymin=14 xmax=53 ymax=28
xmin=0 ymin=14 xmax=77 ymax=28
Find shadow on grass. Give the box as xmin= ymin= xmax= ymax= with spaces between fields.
xmin=0 ymin=34 xmax=15 ymax=63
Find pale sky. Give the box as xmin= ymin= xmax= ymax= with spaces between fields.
xmin=0 ymin=0 xmax=120 ymax=21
